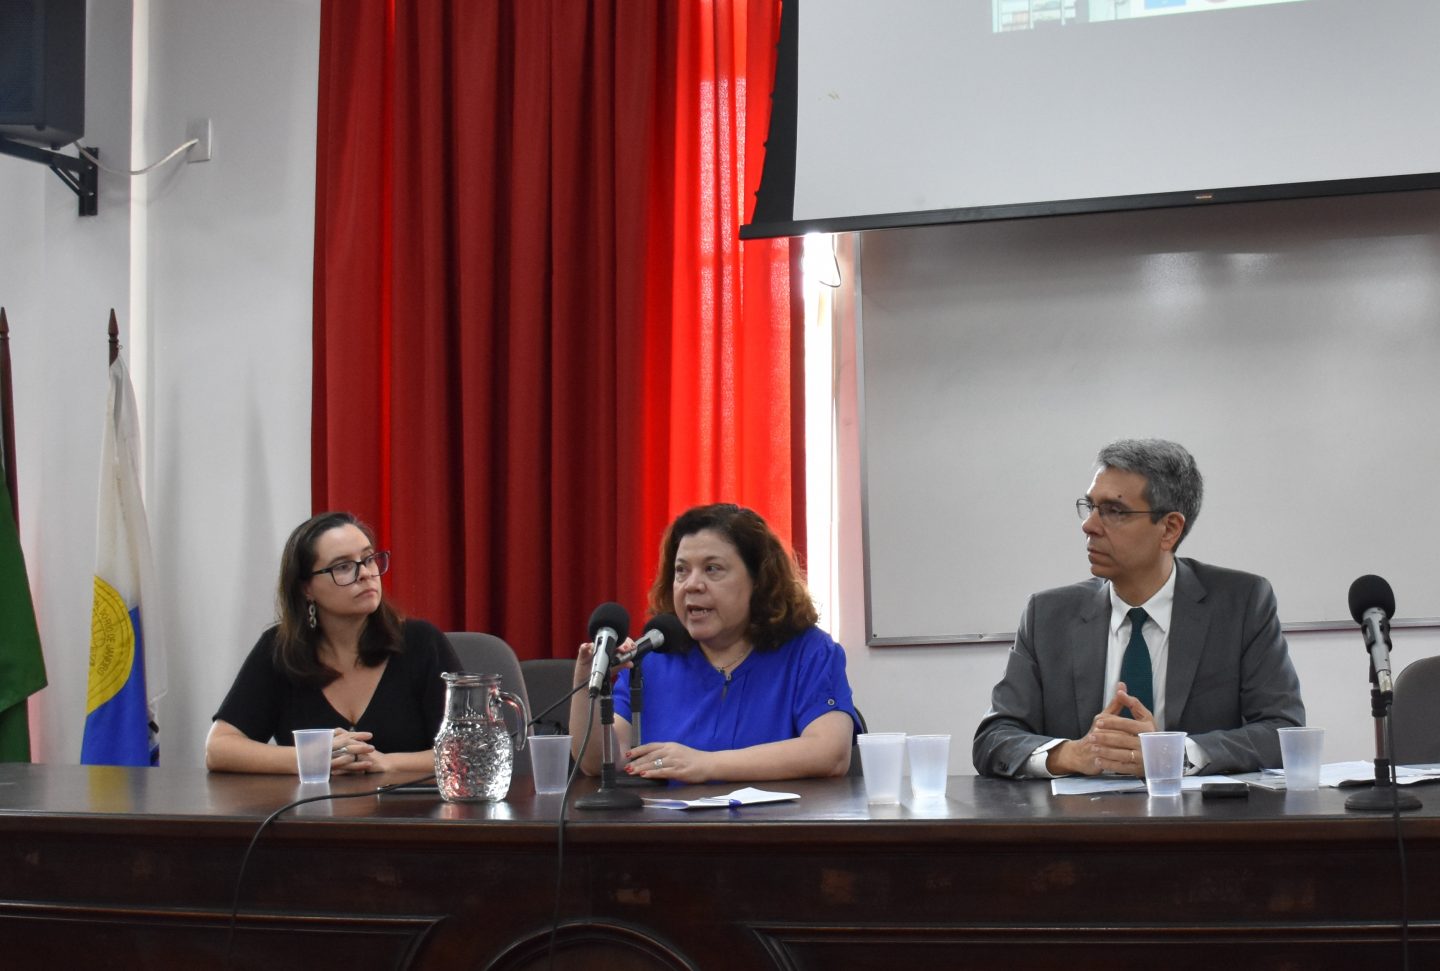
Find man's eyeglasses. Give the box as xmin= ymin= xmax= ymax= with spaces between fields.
xmin=1075 ymin=498 xmax=1170 ymax=527
xmin=311 ymin=551 xmax=390 ymax=586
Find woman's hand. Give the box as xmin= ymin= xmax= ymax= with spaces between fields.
xmin=572 ymin=638 xmax=637 ymax=690
xmin=328 ymin=729 xmax=376 ymax=774
xmin=625 ymin=742 xmax=714 ymax=784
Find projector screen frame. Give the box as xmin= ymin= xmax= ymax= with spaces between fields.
xmin=741 ymin=0 xmax=1440 ymax=241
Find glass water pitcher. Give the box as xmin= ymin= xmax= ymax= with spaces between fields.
xmin=434 ymin=672 xmax=530 ymax=802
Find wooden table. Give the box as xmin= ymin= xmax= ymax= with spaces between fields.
xmin=1 ymin=763 xmax=1436 ymax=970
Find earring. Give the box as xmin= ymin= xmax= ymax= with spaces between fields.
xmin=307 ymin=600 xmax=317 ymax=630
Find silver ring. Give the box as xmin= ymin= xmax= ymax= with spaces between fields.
xmin=336 ymin=745 xmax=349 ymax=756
xmin=653 ymin=758 xmax=664 ymax=769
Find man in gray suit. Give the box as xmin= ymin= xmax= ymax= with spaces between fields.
xmin=973 ymin=439 xmax=1304 ymax=778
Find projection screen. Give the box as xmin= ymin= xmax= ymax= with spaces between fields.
xmin=744 ymin=0 xmax=1440 ymax=237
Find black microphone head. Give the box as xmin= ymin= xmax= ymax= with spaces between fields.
xmin=1348 ymin=575 xmax=1395 ymax=624
xmin=642 ymin=612 xmax=693 ymax=654
xmin=588 ymin=601 xmax=631 ymax=642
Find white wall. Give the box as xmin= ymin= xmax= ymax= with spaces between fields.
xmin=141 ymin=0 xmax=319 ymax=770
xmin=1 ymin=0 xmax=318 ymax=766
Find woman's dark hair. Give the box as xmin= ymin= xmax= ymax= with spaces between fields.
xmin=647 ymin=503 xmax=817 ymax=653
xmin=273 ymin=511 xmax=404 ymax=685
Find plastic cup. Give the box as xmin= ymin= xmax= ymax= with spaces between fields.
xmin=856 ymin=732 xmax=906 ymax=804
xmin=906 ymin=734 xmax=951 ymax=799
xmin=1139 ymin=731 xmax=1186 ymax=798
xmin=1278 ymin=726 xmax=1325 ymax=792
xmin=529 ymin=734 xmax=572 ymax=794
xmin=293 ymin=728 xmax=333 ymax=784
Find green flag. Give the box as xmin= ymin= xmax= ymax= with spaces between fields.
xmin=0 ymin=483 xmax=45 ymax=762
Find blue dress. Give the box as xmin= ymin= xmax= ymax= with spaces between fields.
xmin=611 ymin=626 xmax=860 ymax=750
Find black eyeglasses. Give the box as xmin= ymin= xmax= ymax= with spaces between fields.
xmin=311 ymin=550 xmax=390 ymax=586
xmin=1075 ymin=498 xmax=1170 ymax=527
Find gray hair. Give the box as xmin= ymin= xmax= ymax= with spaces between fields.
xmin=1095 ymin=439 xmax=1203 ymax=547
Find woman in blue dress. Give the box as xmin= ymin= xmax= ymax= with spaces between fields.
xmin=571 ymin=504 xmax=859 ymax=783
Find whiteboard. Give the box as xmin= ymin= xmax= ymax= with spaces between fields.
xmin=859 ymin=190 xmax=1440 ymax=644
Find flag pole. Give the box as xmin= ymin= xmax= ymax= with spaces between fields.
xmin=1 ymin=307 xmax=18 ymax=524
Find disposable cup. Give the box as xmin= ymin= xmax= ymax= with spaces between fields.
xmin=1139 ymin=731 xmax=1186 ymax=798
xmin=293 ymin=728 xmax=333 ymax=784
xmin=906 ymin=734 xmax=951 ymax=799
xmin=529 ymin=734 xmax=572 ymax=794
xmin=856 ymin=732 xmax=906 ymax=804
xmin=1278 ymin=726 xmax=1324 ymax=792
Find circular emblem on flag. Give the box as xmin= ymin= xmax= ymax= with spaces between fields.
xmin=87 ymin=576 xmax=135 ymax=713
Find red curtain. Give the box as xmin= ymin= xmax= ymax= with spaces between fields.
xmin=313 ymin=0 xmax=802 ymax=658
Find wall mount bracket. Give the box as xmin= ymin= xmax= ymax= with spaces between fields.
xmin=0 ymin=136 xmax=98 ymax=216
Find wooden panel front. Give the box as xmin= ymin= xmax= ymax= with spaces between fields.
xmin=0 ymin=765 xmax=1434 ymax=969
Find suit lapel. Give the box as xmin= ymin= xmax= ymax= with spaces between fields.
xmin=1165 ymin=558 xmax=1210 ymax=729
xmin=1071 ymin=583 xmax=1110 ymax=732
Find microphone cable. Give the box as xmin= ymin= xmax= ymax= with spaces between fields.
xmin=223 ymin=772 xmax=436 ymax=969
xmin=527 ymin=681 xmax=586 ymax=733
xmin=1384 ymin=712 xmax=1411 ymax=971
xmin=547 ymin=690 xmax=599 ymax=971
xmin=225 ymin=675 xmax=596 ymax=969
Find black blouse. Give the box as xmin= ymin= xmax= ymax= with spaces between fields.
xmin=213 ymin=619 xmax=460 ymax=753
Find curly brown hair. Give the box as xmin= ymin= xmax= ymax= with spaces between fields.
xmin=272 ymin=511 xmax=404 ymax=686
xmin=647 ymin=503 xmax=817 ymax=653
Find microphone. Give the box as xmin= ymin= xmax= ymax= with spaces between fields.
xmin=586 ymin=602 xmax=630 ymax=697
xmin=1349 ymin=575 xmax=1397 ymax=694
xmin=616 ymin=613 xmax=692 ymax=665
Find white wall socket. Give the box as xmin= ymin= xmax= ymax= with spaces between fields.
xmin=186 ymin=118 xmax=213 ymax=163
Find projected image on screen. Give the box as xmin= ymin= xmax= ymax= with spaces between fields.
xmin=994 ymin=0 xmax=1310 ymax=33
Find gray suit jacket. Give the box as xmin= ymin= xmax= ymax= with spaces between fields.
xmin=972 ymin=557 xmax=1305 ymax=778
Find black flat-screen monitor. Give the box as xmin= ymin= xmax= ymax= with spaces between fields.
xmin=0 ymin=0 xmax=86 ymax=148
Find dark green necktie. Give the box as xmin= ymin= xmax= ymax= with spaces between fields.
xmin=1119 ymin=606 xmax=1153 ymax=718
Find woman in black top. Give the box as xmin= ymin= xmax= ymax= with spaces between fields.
xmin=206 ymin=511 xmax=459 ymax=776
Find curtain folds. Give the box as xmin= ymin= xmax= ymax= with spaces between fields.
xmin=314 ymin=0 xmax=801 ymax=658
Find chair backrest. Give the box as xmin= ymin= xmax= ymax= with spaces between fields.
xmin=521 ymin=658 xmax=576 ymax=736
xmin=1390 ymin=654 xmax=1440 ymax=765
xmin=847 ymin=706 xmax=869 ymax=777
xmin=444 ymin=632 xmax=530 ymax=745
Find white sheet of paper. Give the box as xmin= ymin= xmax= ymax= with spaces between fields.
xmin=1322 ymin=761 xmax=1440 ymax=788
xmin=1049 ymin=775 xmax=1234 ymax=796
xmin=642 ymin=786 xmax=801 ymax=810
xmin=1240 ymin=761 xmax=1440 ymax=791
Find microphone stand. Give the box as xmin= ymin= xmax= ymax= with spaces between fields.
xmin=617 ymin=660 xmax=666 ymax=788
xmin=1345 ymin=665 xmax=1421 ymax=813
xmin=573 ymin=675 xmax=642 ymax=811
